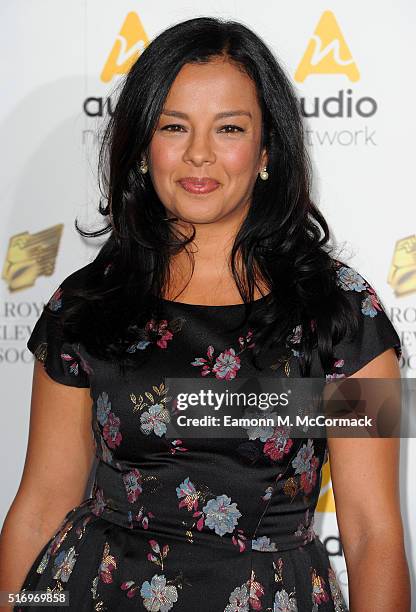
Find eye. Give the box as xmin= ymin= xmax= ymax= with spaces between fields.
xmin=160 ymin=124 xmax=245 ymax=133
xmin=219 ymin=125 xmax=244 ymax=133
xmin=160 ymin=124 xmax=185 ymax=132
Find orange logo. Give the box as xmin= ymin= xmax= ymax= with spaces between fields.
xmin=101 ymin=12 xmax=149 ymax=83
xmin=295 ymin=10 xmax=360 ymax=82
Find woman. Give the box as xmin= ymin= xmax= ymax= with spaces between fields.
xmin=0 ymin=16 xmax=410 ymax=612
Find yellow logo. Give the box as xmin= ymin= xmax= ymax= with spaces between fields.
xmin=388 ymin=235 xmax=416 ymax=297
xmin=2 ymin=224 xmax=63 ymax=292
xmin=316 ymin=459 xmax=336 ymax=512
xmin=101 ymin=12 xmax=149 ymax=83
xmin=295 ymin=10 xmax=360 ymax=83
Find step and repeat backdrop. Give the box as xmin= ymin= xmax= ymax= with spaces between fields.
xmin=1 ymin=1 xmax=415 ymax=605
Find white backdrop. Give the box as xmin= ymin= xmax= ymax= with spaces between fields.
xmin=1 ymin=1 xmax=415 ymax=606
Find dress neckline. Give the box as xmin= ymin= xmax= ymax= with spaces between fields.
xmin=157 ymin=292 xmax=271 ymax=309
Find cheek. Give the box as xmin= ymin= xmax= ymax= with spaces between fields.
xmin=149 ymin=140 xmax=180 ymax=174
xmin=221 ymin=143 xmax=258 ymax=176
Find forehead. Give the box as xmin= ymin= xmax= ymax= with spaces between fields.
xmin=163 ymin=59 xmax=261 ymax=117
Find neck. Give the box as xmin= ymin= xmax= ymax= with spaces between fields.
xmin=162 ymin=203 xmax=268 ymax=302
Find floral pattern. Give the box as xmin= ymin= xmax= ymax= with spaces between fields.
xmin=225 ymin=571 xmax=265 ymax=612
xmin=20 ymin=260 xmax=404 ymax=610
xmin=191 ymin=330 xmax=255 ymax=379
xmin=328 ymin=567 xmax=349 ymax=611
xmin=335 ymin=265 xmax=384 ymax=319
xmin=120 ymin=539 xmax=187 ymax=611
xmin=175 ymin=477 xmax=246 ymax=551
xmin=123 ymin=468 xmax=143 ymax=503
xmin=126 ymin=318 xmax=182 ymax=353
xmin=292 ymin=439 xmax=320 ymax=495
xmin=140 ymin=574 xmax=178 ymax=612
xmin=322 ymin=261 xmax=402 ymax=379
xmin=96 ymin=391 xmax=123 ymax=449
xmin=251 ymin=536 xmax=278 ymax=552
xmin=90 ymin=541 xmax=117 ymax=607
xmin=263 ymin=426 xmax=294 ymax=462
xmin=311 ymin=568 xmax=330 ymax=610
xmin=52 ymin=547 xmax=77 ymax=582
xmin=47 ymin=286 xmax=63 ymax=312
xmin=60 ymin=344 xmax=94 ymax=379
xmin=202 ymin=494 xmax=242 ymax=536
xmin=129 ymin=383 xmax=190 ymax=455
xmin=273 ymin=588 xmax=298 ymax=612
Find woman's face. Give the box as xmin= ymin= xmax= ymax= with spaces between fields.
xmin=147 ymin=57 xmax=268 ymax=225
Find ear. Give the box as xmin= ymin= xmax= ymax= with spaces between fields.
xmin=259 ymin=147 xmax=268 ymax=171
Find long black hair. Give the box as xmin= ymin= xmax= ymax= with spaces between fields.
xmin=61 ymin=16 xmax=359 ymax=377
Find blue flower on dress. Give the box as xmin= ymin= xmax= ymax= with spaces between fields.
xmin=97 ymin=391 xmax=112 ymax=426
xmin=127 ymin=339 xmax=151 ymax=352
xmin=52 ymin=547 xmax=77 ymax=582
xmin=123 ymin=468 xmax=143 ymax=503
xmin=273 ymin=588 xmax=298 ymax=612
xmin=176 ymin=477 xmax=196 ymax=499
xmin=224 ymin=584 xmax=250 ymax=612
xmin=336 ymin=266 xmax=367 ymax=292
xmin=251 ymin=535 xmax=278 ymax=551
xmin=140 ymin=574 xmax=178 ymax=612
xmin=202 ymin=494 xmax=241 ymax=536
xmin=176 ymin=477 xmax=198 ymax=511
xmin=361 ymin=294 xmax=378 ymax=317
xmin=292 ymin=438 xmax=314 ymax=474
xmin=140 ymin=404 xmax=170 ymax=437
xmin=212 ymin=348 xmax=241 ymax=380
xmin=242 ymin=408 xmax=274 ymax=442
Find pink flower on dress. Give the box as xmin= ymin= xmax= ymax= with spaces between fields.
xmin=91 ymin=487 xmax=106 ymax=517
xmin=263 ymin=426 xmax=293 ymax=461
xmin=326 ymin=357 xmax=346 ymax=382
xmin=98 ymin=542 xmax=117 ymax=584
xmin=48 ymin=287 xmax=63 ymax=311
xmin=311 ymin=568 xmax=330 ymax=605
xmin=123 ymin=468 xmax=143 ymax=503
xmin=176 ymin=477 xmax=199 ymax=512
xmin=146 ymin=319 xmax=173 ymax=348
xmin=300 ymin=455 xmax=319 ymax=494
xmin=212 ymin=348 xmax=241 ymax=380
xmin=292 ymin=439 xmax=320 ymax=495
xmin=103 ymin=413 xmax=122 ymax=449
xmin=191 ymin=330 xmax=254 ymax=379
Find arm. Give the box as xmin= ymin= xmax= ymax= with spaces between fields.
xmin=327 ymin=348 xmax=411 ymax=611
xmin=0 ymin=360 xmax=95 ymax=605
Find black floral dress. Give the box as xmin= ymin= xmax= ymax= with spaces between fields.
xmin=16 ymin=261 xmax=402 ymax=612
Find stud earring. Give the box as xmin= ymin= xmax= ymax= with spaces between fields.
xmin=259 ymin=166 xmax=269 ymax=181
xmin=139 ymin=158 xmax=148 ymax=174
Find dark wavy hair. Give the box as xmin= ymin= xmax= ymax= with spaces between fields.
xmin=60 ymin=16 xmax=359 ymax=377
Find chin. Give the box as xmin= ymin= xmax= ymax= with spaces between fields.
xmin=171 ymin=205 xmax=223 ymax=225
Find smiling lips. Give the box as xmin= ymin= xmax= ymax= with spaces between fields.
xmin=178 ymin=177 xmax=220 ymax=194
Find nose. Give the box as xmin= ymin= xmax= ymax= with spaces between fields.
xmin=183 ymin=129 xmax=216 ymax=167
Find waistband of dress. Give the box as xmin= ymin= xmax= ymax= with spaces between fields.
xmin=86 ymin=459 xmax=319 ymax=553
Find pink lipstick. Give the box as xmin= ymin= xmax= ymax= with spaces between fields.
xmin=178 ymin=177 xmax=220 ymax=194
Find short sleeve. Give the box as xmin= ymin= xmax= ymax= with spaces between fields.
xmin=327 ymin=264 xmax=402 ymax=379
xmin=27 ymin=273 xmax=92 ymax=388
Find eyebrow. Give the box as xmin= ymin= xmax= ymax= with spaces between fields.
xmin=161 ymin=109 xmax=252 ymax=120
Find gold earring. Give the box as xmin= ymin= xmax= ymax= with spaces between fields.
xmin=139 ymin=158 xmax=148 ymax=174
xmin=259 ymin=166 xmax=269 ymax=181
